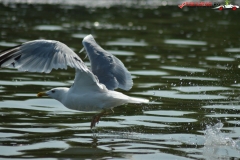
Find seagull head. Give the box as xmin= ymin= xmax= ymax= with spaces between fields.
xmin=37 ymin=87 xmax=68 ymax=102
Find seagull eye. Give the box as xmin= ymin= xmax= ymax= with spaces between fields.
xmin=51 ymin=90 xmax=55 ymax=93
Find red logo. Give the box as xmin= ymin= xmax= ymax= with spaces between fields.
xmin=178 ymin=1 xmax=239 ymax=11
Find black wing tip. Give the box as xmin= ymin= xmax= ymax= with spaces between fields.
xmin=0 ymin=45 xmax=22 ymax=67
xmin=0 ymin=44 xmax=21 ymax=54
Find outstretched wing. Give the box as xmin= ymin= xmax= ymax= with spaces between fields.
xmin=0 ymin=39 xmax=105 ymax=90
xmin=82 ymin=35 xmax=133 ymax=91
xmin=0 ymin=40 xmax=88 ymax=73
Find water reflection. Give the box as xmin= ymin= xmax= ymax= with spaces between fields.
xmin=161 ymin=66 xmax=206 ymax=72
xmin=0 ymin=41 xmax=18 ymax=47
xmin=135 ymin=90 xmax=227 ymax=100
xmin=131 ymin=70 xmax=168 ymax=76
xmin=34 ymin=25 xmax=63 ymax=31
xmin=164 ymin=39 xmax=207 ymax=46
xmin=108 ymin=50 xmax=135 ymax=56
xmin=106 ymin=38 xmax=148 ymax=47
xmin=206 ymin=56 xmax=235 ymax=61
xmin=72 ymin=33 xmax=91 ymax=39
xmin=225 ymin=48 xmax=240 ymax=52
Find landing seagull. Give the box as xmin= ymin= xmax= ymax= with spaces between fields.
xmin=0 ymin=35 xmax=148 ymax=128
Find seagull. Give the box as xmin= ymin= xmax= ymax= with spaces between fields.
xmin=0 ymin=34 xmax=148 ymax=128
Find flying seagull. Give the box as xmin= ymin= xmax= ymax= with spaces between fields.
xmin=0 ymin=34 xmax=148 ymax=128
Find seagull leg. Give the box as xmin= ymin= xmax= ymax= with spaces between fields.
xmin=90 ymin=108 xmax=114 ymax=129
xmin=90 ymin=110 xmax=106 ymax=129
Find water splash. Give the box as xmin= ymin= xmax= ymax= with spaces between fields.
xmin=203 ymin=122 xmax=240 ymax=159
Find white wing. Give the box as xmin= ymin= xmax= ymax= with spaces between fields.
xmin=0 ymin=39 xmax=103 ymax=89
xmin=0 ymin=40 xmax=87 ymax=73
xmin=82 ymin=35 xmax=133 ymax=91
xmin=71 ymin=69 xmax=105 ymax=92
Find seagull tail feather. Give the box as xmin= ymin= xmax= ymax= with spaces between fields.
xmin=127 ymin=97 xmax=149 ymax=103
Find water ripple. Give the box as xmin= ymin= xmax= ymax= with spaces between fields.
xmin=164 ymin=39 xmax=207 ymax=46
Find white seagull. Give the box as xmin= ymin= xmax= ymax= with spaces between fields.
xmin=0 ymin=35 xmax=148 ymax=128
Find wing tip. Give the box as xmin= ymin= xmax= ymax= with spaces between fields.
xmin=82 ymin=34 xmax=94 ymax=44
xmin=0 ymin=45 xmax=21 ymax=68
xmin=120 ymin=78 xmax=133 ymax=91
xmin=82 ymin=34 xmax=134 ymax=91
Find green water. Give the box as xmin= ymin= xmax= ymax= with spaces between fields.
xmin=0 ymin=2 xmax=240 ymax=159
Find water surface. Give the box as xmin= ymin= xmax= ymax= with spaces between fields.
xmin=0 ymin=2 xmax=240 ymax=159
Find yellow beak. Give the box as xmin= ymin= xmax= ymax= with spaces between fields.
xmin=37 ymin=92 xmax=47 ymax=97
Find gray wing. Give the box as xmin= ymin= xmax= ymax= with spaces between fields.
xmin=0 ymin=40 xmax=88 ymax=73
xmin=82 ymin=35 xmax=133 ymax=91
